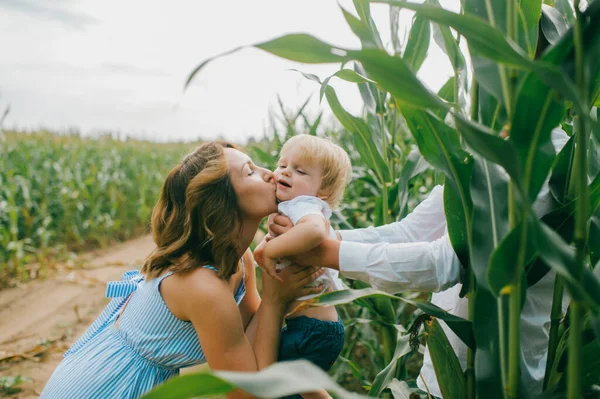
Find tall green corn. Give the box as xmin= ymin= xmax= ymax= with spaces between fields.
xmin=0 ymin=131 xmax=194 ymax=284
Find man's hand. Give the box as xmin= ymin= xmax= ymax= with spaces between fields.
xmin=289 ymin=238 xmax=341 ymax=270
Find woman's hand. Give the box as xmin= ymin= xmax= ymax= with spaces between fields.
xmin=262 ymin=264 xmax=325 ymax=306
xmin=254 ymin=238 xmax=283 ymax=282
xmin=253 ymin=235 xmax=268 ymax=268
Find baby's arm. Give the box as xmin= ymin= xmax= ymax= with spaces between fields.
xmin=263 ymin=214 xmax=327 ymax=264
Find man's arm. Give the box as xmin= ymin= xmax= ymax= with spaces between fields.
xmin=292 ymin=233 xmax=462 ymax=294
xmin=339 ymin=185 xmax=447 ymax=244
xmin=263 ymin=214 xmax=328 ymax=260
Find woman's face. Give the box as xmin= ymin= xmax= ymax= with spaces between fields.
xmin=225 ymin=148 xmax=277 ymax=220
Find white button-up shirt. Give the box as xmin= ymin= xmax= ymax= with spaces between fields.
xmin=337 ymin=129 xmax=570 ymax=398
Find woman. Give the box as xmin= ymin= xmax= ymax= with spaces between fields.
xmin=41 ymin=142 xmax=325 ymax=399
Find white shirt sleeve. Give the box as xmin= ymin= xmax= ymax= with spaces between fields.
xmin=338 ymin=233 xmax=462 ymax=293
xmin=339 ymin=185 xmax=447 ymax=244
xmin=277 ymin=195 xmax=332 ymax=225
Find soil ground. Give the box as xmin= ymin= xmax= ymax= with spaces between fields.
xmin=0 ymin=235 xmax=168 ymax=398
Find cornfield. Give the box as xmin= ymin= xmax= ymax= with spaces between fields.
xmin=0 ymin=131 xmax=192 ymax=284
xmin=2 ymin=0 xmax=599 ymax=397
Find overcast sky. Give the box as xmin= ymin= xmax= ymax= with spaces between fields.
xmin=0 ymin=0 xmax=459 ymax=143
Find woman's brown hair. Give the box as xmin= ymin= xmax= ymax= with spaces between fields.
xmin=142 ymin=142 xmax=242 ymax=280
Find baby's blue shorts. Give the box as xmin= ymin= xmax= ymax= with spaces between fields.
xmin=277 ymin=315 xmax=345 ymax=399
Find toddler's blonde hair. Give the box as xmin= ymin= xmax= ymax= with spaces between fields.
xmin=280 ymin=134 xmax=351 ymax=208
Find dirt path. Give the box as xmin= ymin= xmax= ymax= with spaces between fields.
xmin=0 ymin=235 xmax=156 ymax=398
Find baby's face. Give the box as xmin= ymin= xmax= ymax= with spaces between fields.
xmin=274 ymin=147 xmax=323 ymax=202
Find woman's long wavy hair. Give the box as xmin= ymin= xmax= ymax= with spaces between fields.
xmin=142 ymin=142 xmax=243 ymax=281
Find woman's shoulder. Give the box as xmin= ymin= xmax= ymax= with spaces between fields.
xmin=167 ymin=267 xmax=230 ymax=301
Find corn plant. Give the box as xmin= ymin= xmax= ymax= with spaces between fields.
xmin=247 ymin=92 xmax=438 ymax=393
xmin=0 ymin=131 xmax=193 ymax=284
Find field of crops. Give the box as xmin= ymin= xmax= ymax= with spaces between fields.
xmin=2 ymin=0 xmax=600 ymax=397
xmin=0 ymin=131 xmax=195 ymax=285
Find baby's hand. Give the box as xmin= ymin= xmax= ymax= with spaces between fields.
xmin=268 ymin=214 xmax=293 ymax=237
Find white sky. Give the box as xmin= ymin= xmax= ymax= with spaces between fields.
xmin=0 ymin=0 xmax=459 ymax=143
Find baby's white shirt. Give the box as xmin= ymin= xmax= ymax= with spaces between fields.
xmin=276 ymin=195 xmax=345 ymax=300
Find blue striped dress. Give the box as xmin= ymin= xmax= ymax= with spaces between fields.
xmin=40 ymin=266 xmax=246 ymax=399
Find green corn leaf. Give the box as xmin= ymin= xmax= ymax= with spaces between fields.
xmin=531 ymin=216 xmax=600 ymax=314
xmin=590 ymin=210 xmax=600 ymax=268
xmin=542 ymin=172 xmax=600 ymax=244
xmin=444 ymin=174 xmax=472 ymax=275
xmin=424 ymin=318 xmax=467 ymax=399
xmin=509 ymin=70 xmax=566 ymax=202
xmin=401 ymin=109 xmax=473 ymax=268
xmin=341 ymin=6 xmax=382 ymax=50
xmin=140 ymin=373 xmax=234 ymax=399
xmin=522 ymin=0 xmax=544 ymax=54
xmin=435 ymin=76 xmax=456 ymax=119
xmin=186 ymin=34 xmax=344 ymax=89
xmin=387 ymin=379 xmax=412 ymax=399
xmin=541 ymin=4 xmax=569 ymax=45
xmin=372 ymin=0 xmax=587 ymax=116
xmin=288 ymin=287 xmax=474 ymax=349
xmin=332 ymin=69 xmax=375 ymax=84
xmin=429 ymin=0 xmax=465 ymax=73
xmin=549 ymin=134 xmax=575 ymax=205
xmin=350 ymin=48 xmax=447 ymax=111
xmin=462 ymin=0 xmax=510 ymax=104
xmin=397 ymin=149 xmax=431 ymax=219
xmin=288 ymin=68 xmax=322 ymax=84
xmin=369 ymin=329 xmax=412 ymax=396
xmin=452 ymin=116 xmax=522 ymax=185
xmin=478 ymin=87 xmax=507 ymax=130
xmin=256 ymin=34 xmax=347 ymax=64
xmin=555 ymin=0 xmax=575 ymax=24
xmin=390 ymin=4 xmax=403 ymax=55
xmin=354 ymin=62 xmax=379 ymax=113
xmin=473 ymin=286 xmax=507 ymax=399
xmin=487 ymin=220 xmax=536 ymax=296
xmin=324 ymin=85 xmax=389 ymax=183
xmin=140 ymin=360 xmax=369 ymax=399
xmin=354 ymin=0 xmax=385 ymax=47
xmin=336 ymin=356 xmax=366 ymax=383
xmin=470 ymin=156 xmax=511 ymax=289
xmin=403 ymin=14 xmax=431 ymax=72
xmin=373 ymin=0 xmax=528 ymax=67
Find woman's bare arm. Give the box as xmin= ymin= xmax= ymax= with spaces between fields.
xmin=183 ymin=271 xmax=285 ymax=399
xmin=180 ymin=265 xmax=325 ymax=399
xmin=239 ymin=250 xmax=261 ymax=343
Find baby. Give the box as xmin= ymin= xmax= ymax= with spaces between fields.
xmin=255 ymin=134 xmax=351 ymax=388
